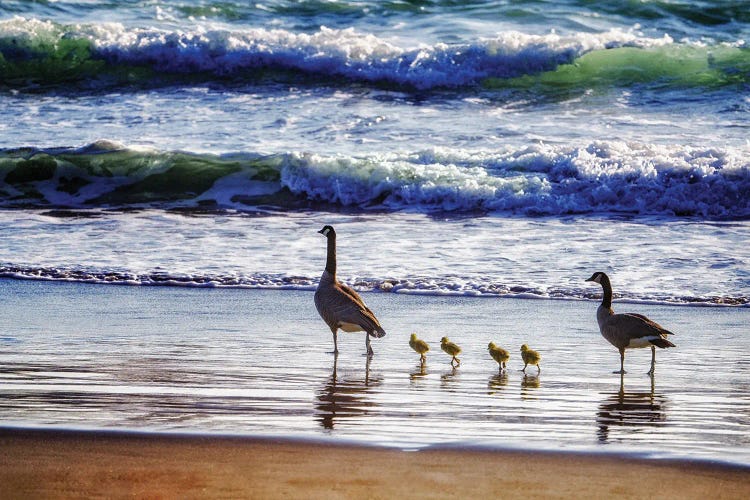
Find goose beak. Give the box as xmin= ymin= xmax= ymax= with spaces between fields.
xmin=317 ymin=228 xmax=325 ymax=234
xmin=585 ymin=274 xmax=596 ymax=282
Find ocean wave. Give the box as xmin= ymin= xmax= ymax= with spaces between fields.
xmin=1 ymin=140 xmax=748 ymax=218
xmin=2 ymin=17 xmax=747 ymax=91
xmin=0 ymin=264 xmax=746 ymax=306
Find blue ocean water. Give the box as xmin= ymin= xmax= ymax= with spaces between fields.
xmin=1 ymin=1 xmax=748 ymax=304
xmin=1 ymin=0 xmax=750 ymax=467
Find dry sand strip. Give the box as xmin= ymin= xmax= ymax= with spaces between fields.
xmin=1 ymin=428 xmax=748 ymax=499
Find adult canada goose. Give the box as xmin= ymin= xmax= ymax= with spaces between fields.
xmin=409 ymin=333 xmax=430 ymax=363
xmin=488 ymin=342 xmax=510 ymax=373
xmin=440 ymin=336 xmax=461 ymax=366
xmin=586 ymin=272 xmax=676 ymax=375
xmin=314 ymin=225 xmax=386 ymax=356
xmin=520 ymin=344 xmax=541 ymax=374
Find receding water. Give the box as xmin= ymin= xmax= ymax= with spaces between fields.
xmin=1 ymin=279 xmax=748 ymax=465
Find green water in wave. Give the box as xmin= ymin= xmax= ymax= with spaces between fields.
xmin=0 ymin=147 xmax=283 ymax=206
xmin=487 ymin=45 xmax=750 ymax=90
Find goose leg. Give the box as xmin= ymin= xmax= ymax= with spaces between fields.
xmin=647 ymin=346 xmax=656 ymax=375
xmin=331 ymin=328 xmax=339 ymax=355
xmin=614 ymin=348 xmax=626 ymax=374
xmin=365 ymin=332 xmax=374 ymax=357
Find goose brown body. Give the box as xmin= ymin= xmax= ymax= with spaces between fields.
xmin=586 ymin=272 xmax=675 ymax=374
xmin=315 ymin=226 xmax=386 ymax=356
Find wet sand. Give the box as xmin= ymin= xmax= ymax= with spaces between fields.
xmin=1 ymin=427 xmax=748 ymax=499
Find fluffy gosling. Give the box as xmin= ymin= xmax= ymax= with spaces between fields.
xmin=409 ymin=333 xmax=430 ymax=363
xmin=440 ymin=336 xmax=462 ymax=366
xmin=488 ymin=342 xmax=510 ymax=373
xmin=520 ymin=344 xmax=541 ymax=374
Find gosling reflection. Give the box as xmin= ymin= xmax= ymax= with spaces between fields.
xmin=521 ymin=374 xmax=540 ymax=399
xmin=410 ymin=361 xmax=428 ymax=385
xmin=488 ymin=372 xmax=509 ymax=395
xmin=315 ymin=356 xmax=380 ymax=430
xmin=440 ymin=366 xmax=460 ymax=390
xmin=597 ymin=374 xmax=666 ymax=443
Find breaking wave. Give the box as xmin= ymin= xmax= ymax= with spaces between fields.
xmin=1 ymin=140 xmax=748 ymax=218
xmin=2 ymin=17 xmax=748 ymax=91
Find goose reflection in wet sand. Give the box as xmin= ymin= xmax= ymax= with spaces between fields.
xmin=488 ymin=372 xmax=508 ymax=395
xmin=314 ymin=356 xmax=380 ymax=430
xmin=597 ymin=374 xmax=666 ymax=443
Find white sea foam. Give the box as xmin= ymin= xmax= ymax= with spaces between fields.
xmin=0 ymin=209 xmax=747 ymax=306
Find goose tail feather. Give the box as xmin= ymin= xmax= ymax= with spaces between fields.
xmin=369 ymin=326 xmax=386 ymax=338
xmin=650 ymin=337 xmax=676 ymax=348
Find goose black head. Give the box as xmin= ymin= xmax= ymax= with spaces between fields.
xmin=318 ymin=225 xmax=335 ymax=237
xmin=586 ymin=271 xmax=608 ymax=284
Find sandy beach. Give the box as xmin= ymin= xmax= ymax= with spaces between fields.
xmin=1 ymin=427 xmax=748 ymax=499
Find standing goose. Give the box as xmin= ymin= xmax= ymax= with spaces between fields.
xmin=314 ymin=225 xmax=386 ymax=356
xmin=586 ymin=272 xmax=676 ymax=375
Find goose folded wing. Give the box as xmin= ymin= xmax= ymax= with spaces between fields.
xmin=607 ymin=313 xmax=674 ymax=340
xmin=623 ymin=313 xmax=675 ymax=335
xmin=322 ymin=283 xmax=382 ymax=333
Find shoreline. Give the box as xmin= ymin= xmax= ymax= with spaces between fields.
xmin=1 ymin=427 xmax=748 ymax=499
xmin=2 ymin=424 xmax=750 ymax=471
xmin=0 ymin=274 xmax=747 ymax=308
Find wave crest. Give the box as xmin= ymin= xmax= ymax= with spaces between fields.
xmin=1 ymin=141 xmax=748 ymax=217
xmin=4 ymin=17 xmax=746 ymax=90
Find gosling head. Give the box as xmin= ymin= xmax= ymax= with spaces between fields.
xmin=441 ymin=336 xmax=449 ymax=344
xmin=520 ymin=344 xmax=529 ymax=352
xmin=410 ymin=333 xmax=418 ymax=341
xmin=586 ymin=271 xmax=608 ymax=285
xmin=318 ymin=225 xmax=335 ymax=237
xmin=488 ymin=342 xmax=496 ymax=350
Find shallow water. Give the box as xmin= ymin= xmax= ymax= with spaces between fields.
xmin=1 ymin=279 xmax=748 ymax=465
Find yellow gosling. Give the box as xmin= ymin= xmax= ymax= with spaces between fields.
xmin=440 ymin=336 xmax=462 ymax=366
xmin=409 ymin=333 xmax=430 ymax=363
xmin=488 ymin=342 xmax=510 ymax=373
xmin=520 ymin=344 xmax=541 ymax=374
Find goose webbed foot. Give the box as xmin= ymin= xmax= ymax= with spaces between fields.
xmin=613 ymin=369 xmax=626 ymax=374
